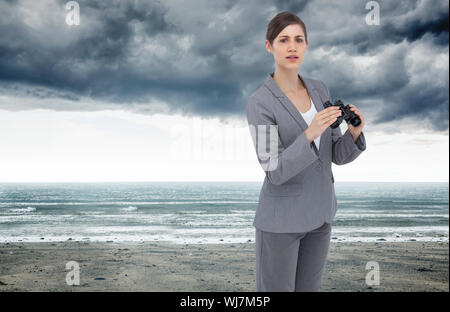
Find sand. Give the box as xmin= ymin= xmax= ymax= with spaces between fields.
xmin=0 ymin=241 xmax=448 ymax=292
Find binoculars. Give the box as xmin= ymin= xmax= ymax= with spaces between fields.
xmin=323 ymin=99 xmax=361 ymax=129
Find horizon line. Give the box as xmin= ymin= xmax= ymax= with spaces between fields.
xmin=0 ymin=180 xmax=448 ymax=184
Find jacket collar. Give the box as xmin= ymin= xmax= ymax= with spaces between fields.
xmin=263 ymin=72 xmax=315 ymax=97
xmin=263 ymin=72 xmax=328 ymax=153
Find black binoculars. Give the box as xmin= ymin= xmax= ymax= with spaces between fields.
xmin=323 ymin=100 xmax=361 ymax=129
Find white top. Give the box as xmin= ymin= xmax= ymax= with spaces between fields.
xmin=299 ymin=96 xmax=320 ymax=149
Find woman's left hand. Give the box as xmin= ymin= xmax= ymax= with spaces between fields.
xmin=347 ymin=104 xmax=365 ymax=141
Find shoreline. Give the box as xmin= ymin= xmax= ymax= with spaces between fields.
xmin=0 ymin=241 xmax=448 ymax=292
xmin=0 ymin=234 xmax=448 ymax=244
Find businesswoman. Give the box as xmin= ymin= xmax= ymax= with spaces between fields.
xmin=246 ymin=12 xmax=367 ymax=292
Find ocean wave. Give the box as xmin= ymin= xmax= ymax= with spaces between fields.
xmin=121 ymin=206 xmax=138 ymax=212
xmin=335 ymin=213 xmax=449 ymax=218
xmin=332 ymin=225 xmax=449 ymax=234
xmin=8 ymin=206 xmax=36 ymax=213
xmin=0 ymin=200 xmax=258 ymax=206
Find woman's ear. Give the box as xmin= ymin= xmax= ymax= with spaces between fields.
xmin=265 ymin=40 xmax=272 ymax=54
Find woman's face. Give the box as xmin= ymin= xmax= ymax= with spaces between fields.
xmin=266 ymin=24 xmax=308 ymax=70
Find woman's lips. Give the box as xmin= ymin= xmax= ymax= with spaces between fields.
xmin=286 ymin=57 xmax=298 ymax=61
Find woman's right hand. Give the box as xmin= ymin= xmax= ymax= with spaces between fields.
xmin=304 ymin=106 xmax=342 ymax=143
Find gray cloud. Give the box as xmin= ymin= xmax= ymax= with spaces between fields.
xmin=0 ymin=0 xmax=448 ymax=131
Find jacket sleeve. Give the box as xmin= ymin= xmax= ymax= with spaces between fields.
xmin=320 ymin=81 xmax=367 ymax=165
xmin=246 ymin=94 xmax=320 ymax=185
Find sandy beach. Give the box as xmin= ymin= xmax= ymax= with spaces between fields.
xmin=0 ymin=241 xmax=448 ymax=292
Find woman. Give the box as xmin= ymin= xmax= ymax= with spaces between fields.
xmin=246 ymin=12 xmax=367 ymax=292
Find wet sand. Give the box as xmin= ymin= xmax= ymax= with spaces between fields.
xmin=0 ymin=241 xmax=448 ymax=292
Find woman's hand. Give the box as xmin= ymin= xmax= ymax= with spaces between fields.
xmin=347 ymin=104 xmax=365 ymax=143
xmin=304 ymin=106 xmax=342 ymax=143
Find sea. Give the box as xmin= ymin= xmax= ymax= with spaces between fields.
xmin=0 ymin=182 xmax=448 ymax=244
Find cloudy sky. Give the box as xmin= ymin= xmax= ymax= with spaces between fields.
xmin=0 ymin=0 xmax=448 ymax=182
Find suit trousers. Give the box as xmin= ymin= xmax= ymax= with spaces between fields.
xmin=255 ymin=221 xmax=332 ymax=292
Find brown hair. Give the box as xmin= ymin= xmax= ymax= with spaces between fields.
xmin=266 ymin=11 xmax=308 ymax=46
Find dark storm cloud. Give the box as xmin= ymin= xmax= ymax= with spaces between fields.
xmin=0 ymin=0 xmax=448 ymax=132
xmin=273 ymin=0 xmax=309 ymax=15
xmin=381 ymin=1 xmax=449 ymax=46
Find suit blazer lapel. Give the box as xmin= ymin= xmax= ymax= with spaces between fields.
xmin=263 ymin=72 xmax=328 ymax=153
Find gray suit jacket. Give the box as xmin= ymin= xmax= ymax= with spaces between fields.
xmin=246 ymin=72 xmax=367 ymax=233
